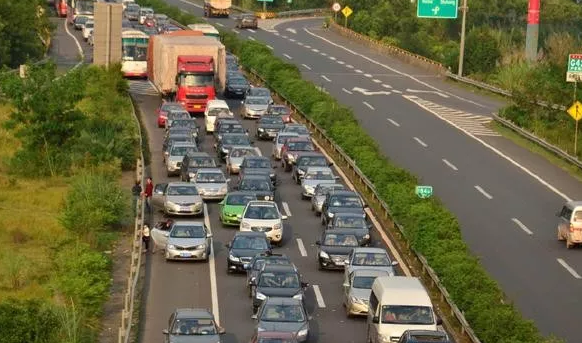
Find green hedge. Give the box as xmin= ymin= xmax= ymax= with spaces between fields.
xmin=143 ymin=2 xmax=557 ymax=342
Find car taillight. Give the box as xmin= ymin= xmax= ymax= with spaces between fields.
xmin=570 ymin=224 xmax=575 ymax=232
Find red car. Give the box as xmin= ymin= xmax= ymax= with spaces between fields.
xmin=269 ymin=105 xmax=292 ymax=123
xmin=248 ymin=331 xmax=298 ymax=343
xmin=280 ymin=137 xmax=316 ymax=171
xmin=156 ymin=101 xmax=186 ymax=128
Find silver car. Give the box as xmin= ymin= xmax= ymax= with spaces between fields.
xmin=282 ymin=123 xmax=310 ymax=139
xmin=190 ymin=168 xmax=229 ymax=200
xmin=252 ymin=297 xmax=310 ymax=342
xmin=152 ymin=182 xmax=204 ymax=216
xmin=151 ymin=221 xmax=212 ymax=261
xmin=165 ymin=109 xmax=190 ymax=129
xmin=239 ymin=201 xmax=288 ymax=245
xmin=300 ymin=166 xmax=339 ymax=199
xmin=344 ymin=247 xmax=399 ymax=282
xmin=311 ymin=183 xmax=346 ymax=214
xmin=226 ymin=146 xmax=262 ymax=175
xmin=272 ymin=132 xmax=299 ymax=160
xmin=241 ymin=96 xmax=270 ymax=119
xmin=246 ymin=87 xmax=274 ymax=105
xmin=165 ymin=142 xmax=198 ymax=177
xmin=343 ymin=269 xmax=390 ymax=317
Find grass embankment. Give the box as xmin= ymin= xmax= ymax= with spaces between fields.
xmin=0 ymin=63 xmax=139 ymax=343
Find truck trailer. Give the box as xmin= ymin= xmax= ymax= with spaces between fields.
xmin=203 ymin=0 xmax=231 ymax=18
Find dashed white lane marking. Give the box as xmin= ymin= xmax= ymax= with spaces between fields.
xmin=382 ymin=84 xmax=392 ymax=89
xmin=337 ymin=60 xmax=345 ymax=64
xmin=364 ymin=73 xmax=373 ymax=78
xmin=393 ymin=90 xmax=402 ymax=94
xmin=282 ymin=35 xmax=288 ymax=39
xmin=273 ymin=32 xmax=280 ymax=36
xmin=204 ymin=203 xmax=221 ymax=325
xmin=232 ymin=29 xmax=240 ymax=34
xmin=296 ymin=238 xmax=307 ymax=257
xmin=474 ymin=185 xmax=493 ymax=199
xmin=301 ymin=64 xmax=312 ymax=70
xmin=247 ymin=29 xmax=256 ymax=33
xmin=342 ymin=88 xmax=353 ymax=94
xmin=321 ymin=75 xmax=331 ymax=82
xmin=215 ymin=22 xmax=224 ymax=27
xmin=312 ymin=285 xmax=327 ymax=308
xmin=248 ymin=36 xmax=255 ymax=41
xmin=387 ymin=118 xmax=400 ymax=127
xmin=511 ymin=218 xmax=533 ymax=235
xmin=363 ymin=101 xmax=375 ymax=110
xmin=320 ymin=52 xmax=328 ymax=56
xmin=289 ymin=38 xmax=296 ymax=42
xmin=355 ymin=69 xmax=363 ymax=73
xmin=179 ymin=0 xmax=203 ymax=8
xmin=282 ymin=202 xmax=292 ymax=216
xmin=266 ymin=45 xmax=274 ymax=50
xmin=557 ymin=258 xmax=582 ymax=279
xmin=297 ymin=42 xmax=303 ymax=46
xmin=442 ymin=159 xmax=458 ymax=171
xmin=346 ymin=64 xmax=354 ymax=68
xmin=413 ymin=137 xmax=428 ymax=148
xmin=305 ymin=45 xmax=311 ymax=48
xmin=329 ymin=56 xmax=336 ymax=60
xmin=311 ymin=48 xmax=319 ymax=52
xmin=372 ymin=79 xmax=382 ymax=83
xmin=283 ymin=53 xmax=293 ymax=60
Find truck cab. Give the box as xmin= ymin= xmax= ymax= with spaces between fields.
xmin=175 ymin=56 xmax=216 ymax=114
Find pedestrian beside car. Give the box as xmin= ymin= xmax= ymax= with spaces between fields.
xmin=142 ymin=177 xmax=153 ymax=214
xmin=142 ymin=224 xmax=151 ymax=253
xmin=131 ymin=180 xmax=142 ymax=215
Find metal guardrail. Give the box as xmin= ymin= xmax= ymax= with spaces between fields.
xmin=243 ymin=66 xmax=482 ymax=343
xmin=276 ymin=8 xmax=330 ymax=17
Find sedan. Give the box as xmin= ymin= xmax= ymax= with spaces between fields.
xmin=256 ymin=115 xmax=285 ymax=140
xmin=250 ymin=264 xmax=308 ymax=313
xmin=246 ymin=87 xmax=274 ymax=105
xmin=82 ymin=20 xmax=94 ymax=40
xmin=216 ymin=133 xmax=253 ymax=160
xmin=150 ymin=221 xmax=212 ymax=261
xmin=281 ymin=138 xmax=316 ymax=172
xmin=162 ymin=308 xmax=225 ymax=342
xmin=239 ymin=200 xmax=287 ymax=245
xmin=343 ymin=269 xmax=390 ymax=317
xmin=165 ymin=109 xmax=190 ymax=129
xmin=156 ymin=102 xmax=185 ymax=127
xmin=180 ymin=152 xmax=218 ymax=182
xmin=321 ymin=190 xmax=367 ymax=227
xmin=292 ymin=152 xmax=331 ymax=184
xmin=225 ymin=76 xmax=250 ymax=98
xmin=152 ymin=182 xmax=204 ymax=216
xmin=242 ymin=96 xmax=270 ymax=119
xmin=190 ymin=168 xmax=229 ymax=201
xmin=344 ymin=247 xmax=399 ymax=279
xmin=252 ymin=297 xmax=310 ymax=342
xmin=226 ymin=231 xmax=272 ymax=273
xmin=219 ymin=191 xmax=258 ymax=226
xmin=237 ymin=174 xmax=275 ymax=201
xmin=316 ymin=229 xmax=360 ymax=270
xmin=226 ymin=146 xmax=262 ymax=175
xmin=165 ymin=142 xmax=199 ymax=177
xmin=300 ymin=166 xmax=339 ymax=199
xmin=235 ymin=14 xmax=258 ymax=29
xmin=162 ymin=134 xmax=195 ymax=162
xmin=268 ymin=105 xmax=292 ymax=123
xmin=74 ymin=15 xmax=90 ymax=30
xmin=328 ymin=212 xmax=371 ymax=245
xmin=311 ymin=183 xmax=346 ymax=215
xmin=245 ymin=253 xmax=294 ymax=295
xmin=240 ymin=155 xmax=277 ymax=185
xmin=272 ymin=132 xmax=299 ymax=160
xmin=282 ymin=123 xmax=310 ymax=138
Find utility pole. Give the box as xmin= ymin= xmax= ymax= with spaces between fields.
xmin=525 ymin=0 xmax=540 ymax=62
xmin=457 ymin=0 xmax=468 ymax=77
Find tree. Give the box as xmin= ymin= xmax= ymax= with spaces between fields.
xmin=464 ymin=27 xmax=501 ymax=75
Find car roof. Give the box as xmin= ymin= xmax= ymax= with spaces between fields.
xmin=323 ymin=228 xmax=360 ymax=236
xmin=350 ymin=269 xmax=392 ymax=277
xmin=277 ymin=132 xmax=299 ymax=137
xmin=174 ymin=308 xmax=213 ymax=319
xmin=352 ymin=247 xmax=388 ymax=253
xmin=168 ymin=181 xmax=196 ymax=186
xmin=207 ymin=99 xmax=229 ymax=107
xmin=196 ymin=168 xmax=223 ymax=174
xmin=260 ymin=264 xmax=297 ymax=273
xmin=245 ymin=96 xmax=267 ymax=101
xmin=316 ymin=183 xmax=344 ymax=190
xmin=185 ymin=152 xmax=211 ymax=158
xmin=226 ymin=191 xmax=258 ymax=197
xmin=234 ymin=231 xmax=268 ymax=238
xmin=231 ymin=145 xmax=256 ymax=150
xmin=259 ymin=115 xmax=283 ymax=120
xmin=334 ymin=212 xmax=365 ymax=218
xmin=171 ymin=142 xmax=197 ymax=147
xmin=222 ymin=133 xmax=247 ymax=137
xmin=263 ymin=297 xmax=302 ymax=306
xmin=286 ymin=137 xmax=311 ymax=143
xmin=305 ymin=166 xmax=333 ymax=172
xmin=247 ymin=200 xmax=277 ymax=206
xmin=172 ymin=221 xmax=205 ymax=226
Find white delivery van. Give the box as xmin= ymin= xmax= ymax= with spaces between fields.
xmin=367 ymin=276 xmax=441 ymax=343
xmin=204 ymin=99 xmax=233 ymax=132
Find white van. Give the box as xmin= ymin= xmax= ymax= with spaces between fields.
xmin=367 ymin=276 xmax=441 ymax=343
xmin=204 ymin=100 xmax=233 ymax=132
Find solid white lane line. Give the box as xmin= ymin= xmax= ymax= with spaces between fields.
xmin=557 ymin=258 xmax=582 ymax=279
xmin=346 ymin=64 xmax=354 ymax=68
xmin=204 ymin=204 xmax=221 ymax=325
xmin=321 ymin=75 xmax=331 ymax=82
xmin=413 ymin=137 xmax=428 ymax=148
xmin=232 ymin=29 xmax=240 ymax=33
xmin=297 ymin=42 xmax=303 ymax=46
xmin=337 ymin=60 xmax=345 ymax=64
xmin=180 ymin=8 xmax=188 ymax=13
xmin=248 ymin=36 xmax=255 ymax=41
xmin=282 ymin=35 xmax=288 ymax=39
xmin=64 ymin=17 xmax=84 ymax=59
xmin=342 ymin=88 xmax=353 ymax=94
xmin=296 ymin=238 xmax=307 ymax=257
xmin=283 ymin=53 xmax=293 ymax=60
xmin=320 ymin=52 xmax=328 ymax=56
xmin=511 ymin=218 xmax=533 ymax=235
xmin=474 ymin=185 xmax=493 ymax=199
xmin=387 ymin=118 xmax=400 ymax=127
xmin=312 ymin=285 xmax=327 ymax=308
xmin=215 ymin=22 xmax=224 ymax=27
xmin=273 ymin=32 xmax=280 ymax=36
xmin=282 ymin=202 xmax=292 ymax=217
xmin=301 ymin=64 xmax=312 ymax=70
xmin=363 ymin=101 xmax=375 ymax=110
xmin=266 ymin=45 xmax=274 ymax=50
xmin=364 ymin=73 xmax=373 ymax=78
xmin=442 ymin=159 xmax=458 ymax=171
xmin=373 ymin=79 xmax=382 ymax=83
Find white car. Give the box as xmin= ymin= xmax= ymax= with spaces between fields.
xmin=122 ymin=0 xmax=136 ymax=11
xmin=239 ymin=201 xmax=288 ymax=245
xmin=82 ymin=20 xmax=94 ymax=40
xmin=139 ymin=7 xmax=154 ymax=24
xmin=204 ymin=100 xmax=232 ymax=132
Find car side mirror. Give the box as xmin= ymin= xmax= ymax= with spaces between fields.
xmin=344 ymin=259 xmax=350 ymax=265
xmin=391 ymin=261 xmax=399 ymax=266
xmin=249 ymin=276 xmax=256 ymax=285
xmin=243 ymin=263 xmax=251 ymax=270
xmin=328 ymin=162 xmax=334 ymax=167
xmin=342 ymin=282 xmax=349 ymax=288
xmin=436 ymin=317 xmax=443 ymax=325
xmin=281 ymin=215 xmax=288 ymax=220
xmin=363 ymin=204 xmax=369 ymax=208
xmin=334 ymin=176 xmax=340 ymax=179
xmin=163 ymin=232 xmax=169 ymax=237
xmin=219 ymin=200 xmax=224 ymax=205
xmin=251 ymin=314 xmax=258 ymax=320
xmin=206 ymin=232 xmax=213 ymax=238
xmin=162 ymin=329 xmax=169 ymax=335
xmin=315 ymin=240 xmax=321 ymax=246
xmin=301 ymin=282 xmax=309 ymax=288
xmin=372 ymin=316 xmax=379 ymax=324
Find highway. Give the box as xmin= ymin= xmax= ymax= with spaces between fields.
xmin=155 ymin=2 xmax=582 ymax=341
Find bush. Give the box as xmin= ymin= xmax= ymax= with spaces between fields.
xmin=464 ymin=27 xmax=501 ymax=75
xmin=0 ymin=298 xmax=59 ymax=343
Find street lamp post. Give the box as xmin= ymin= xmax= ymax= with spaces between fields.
xmin=457 ymin=0 xmax=468 ymax=76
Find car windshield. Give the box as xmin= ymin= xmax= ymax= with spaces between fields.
xmin=170 ymin=318 xmax=217 ymax=335
xmin=171 ymin=120 xmax=196 ymax=128
xmin=304 ymin=170 xmax=334 ymax=180
xmin=287 ymin=141 xmax=313 ymax=151
xmin=259 ymin=116 xmax=284 ymax=125
xmin=170 ymin=225 xmax=206 ymax=238
xmin=223 ymin=135 xmax=250 ymax=145
xmin=250 ymin=89 xmax=270 ymax=97
xmin=329 ymin=195 xmax=362 ymax=208
xmin=231 ymin=148 xmax=258 ymax=158
xmin=323 ymin=233 xmax=359 ymax=247
xmin=226 ymin=194 xmax=256 ymax=206
xmin=85 ymin=22 xmax=94 ymax=29
xmin=208 ymin=108 xmax=230 ymax=116
xmin=76 ymin=17 xmax=88 ymax=24
xmin=270 ymin=107 xmax=290 ymax=115
xmin=298 ymin=156 xmax=327 ymax=167
xmin=229 ymin=78 xmax=247 ymax=85
xmin=285 ymin=126 xmax=309 ymax=135
xmin=335 ymin=217 xmax=367 ymax=228
xmin=167 ymin=185 xmax=198 ymax=196
xmin=168 ymin=112 xmax=189 ymax=120
xmin=316 ymin=184 xmax=345 ymax=195
xmin=179 ymin=74 xmax=214 ymax=87
xmin=260 ymin=304 xmax=305 ymax=323
xmin=218 ymin=124 xmax=241 ymax=132
xmin=189 ymin=157 xmax=215 ymax=168
xmin=232 ymin=236 xmax=269 ymax=250
xmin=162 ymin=104 xmax=184 ymax=112
xmin=196 ymin=172 xmax=226 ymax=183
xmin=352 ymin=276 xmax=377 ymax=289
xmin=258 ymin=271 xmax=299 ymax=288
xmin=240 ymin=179 xmax=271 ymax=192
xmin=244 ymin=205 xmax=278 ymax=219
xmin=352 ymin=252 xmax=391 ymax=266
xmin=381 ymin=305 xmax=434 ymax=325
xmin=171 ymin=146 xmax=198 ymax=156
xmin=244 ymin=159 xmax=270 ymax=169
xmin=277 ymin=135 xmax=296 ymax=144
xmin=253 ymin=257 xmax=290 ymax=271
xmin=246 ymin=98 xmax=269 ymax=105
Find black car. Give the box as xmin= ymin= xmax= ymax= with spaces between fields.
xmin=167 ymin=118 xmax=199 ymax=137
xmin=180 ymin=152 xmax=218 ymax=182
xmin=225 ymin=76 xmax=250 ymax=98
xmin=164 ymin=126 xmax=199 ymax=144
xmin=216 ymin=133 xmax=252 ymax=160
xmin=236 ymin=174 xmax=275 ymax=201
xmin=291 ymin=152 xmax=331 ymax=184
xmin=250 ymin=264 xmax=308 ymax=313
xmin=316 ymin=229 xmax=360 ymax=270
xmin=215 ymin=123 xmax=247 ymax=141
xmin=321 ymin=190 xmax=367 ymax=227
xmin=398 ymin=330 xmax=450 ymax=343
xmin=226 ymin=232 xmax=271 ymax=273
xmin=328 ymin=212 xmax=371 ymax=246
xmin=213 ymin=118 xmax=241 ymax=136
xmin=245 ymin=252 xmax=294 ymax=295
xmin=256 ymin=115 xmax=285 ymax=140
xmin=240 ymin=156 xmax=276 ymax=185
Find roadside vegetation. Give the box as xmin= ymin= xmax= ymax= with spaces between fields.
xmin=131 ymin=1 xmax=561 ymax=342
xmin=231 ymin=0 xmax=327 ymax=11
xmin=0 ymin=63 xmax=139 ymax=343
xmin=0 ymin=0 xmax=53 ymax=69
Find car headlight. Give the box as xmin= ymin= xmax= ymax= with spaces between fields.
xmin=319 ymin=251 xmax=329 ymax=259
xmin=220 ymin=185 xmax=228 ymax=192
xmin=258 ymin=127 xmax=265 ymax=132
xmin=269 ymin=173 xmax=275 ymax=178
xmin=363 ymin=234 xmax=370 ymax=240
xmin=198 ymin=188 xmax=206 ymax=194
xmin=273 ymin=223 xmax=282 ymax=230
xmin=287 ymin=154 xmax=296 ymax=162
xmin=328 ymin=212 xmax=334 ymax=218
xmin=255 ymin=292 xmax=267 ymax=300
xmin=241 ymin=222 xmax=250 ymax=230
xmin=167 ymin=244 xmax=176 ymax=250
xmin=297 ymin=328 xmax=308 ymax=338
xmin=303 ymin=185 xmax=314 ymax=192
xmin=379 ymin=334 xmax=392 ymax=343
xmin=166 ymin=201 xmax=177 ymax=208
xmin=229 ymin=254 xmax=240 ymax=262
xmin=263 ymin=195 xmax=271 ymax=201
xmin=298 ymin=169 xmax=305 ymax=175
xmin=195 ymin=244 xmax=206 ymax=250
xmin=222 ymin=148 xmax=229 ymax=154
xmin=350 ymin=296 xmax=364 ymax=305
xmin=293 ymin=293 xmax=303 ymax=300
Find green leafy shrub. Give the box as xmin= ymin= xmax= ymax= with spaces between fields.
xmin=0 ymin=298 xmax=59 ymax=343
xmin=464 ymin=27 xmax=501 ymax=75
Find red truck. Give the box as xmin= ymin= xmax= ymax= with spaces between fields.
xmin=147 ymin=32 xmax=226 ymax=113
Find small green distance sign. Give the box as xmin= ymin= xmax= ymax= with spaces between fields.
xmin=415 ymin=185 xmax=433 ymax=199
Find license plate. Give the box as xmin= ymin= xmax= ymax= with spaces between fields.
xmin=180 ymin=252 xmax=191 ymax=257
xmin=181 ymin=206 xmax=190 ymax=211
xmin=194 ymin=105 xmax=201 ymax=109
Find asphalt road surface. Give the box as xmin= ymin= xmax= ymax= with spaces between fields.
xmin=160 ymin=2 xmax=582 ymax=341
xmin=48 ymin=16 xmax=93 ymax=69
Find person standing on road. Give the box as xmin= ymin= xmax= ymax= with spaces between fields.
xmin=131 ymin=180 xmax=142 ymax=215
xmin=142 ymin=177 xmax=153 ymax=214
xmin=142 ymin=224 xmax=151 ymax=253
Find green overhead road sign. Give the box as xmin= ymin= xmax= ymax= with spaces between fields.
xmin=415 ymin=186 xmax=433 ymax=199
xmin=417 ymin=0 xmax=458 ymax=19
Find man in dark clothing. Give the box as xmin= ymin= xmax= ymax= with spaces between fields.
xmin=142 ymin=177 xmax=154 ymax=214
xmin=131 ymin=180 xmax=142 ymax=215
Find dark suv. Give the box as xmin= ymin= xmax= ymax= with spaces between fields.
xmin=180 ymin=152 xmax=218 ymax=182
xmin=398 ymin=330 xmax=450 ymax=343
xmin=249 ymin=264 xmax=308 ymax=313
xmin=321 ymin=190 xmax=367 ymax=227
xmin=226 ymin=232 xmax=271 ymax=273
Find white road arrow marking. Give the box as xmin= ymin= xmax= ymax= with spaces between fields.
xmin=352 ymin=87 xmax=391 ymax=96
xmin=286 ymin=28 xmax=297 ymax=34
xmin=405 ymin=89 xmax=449 ymax=98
